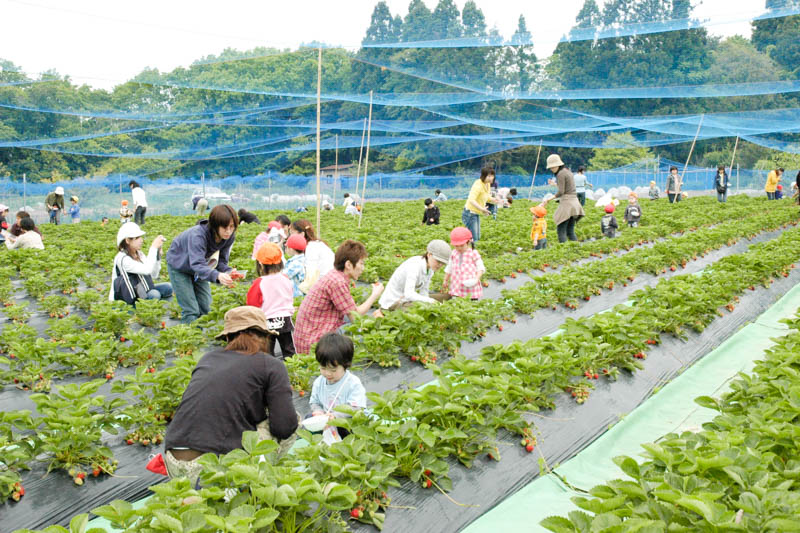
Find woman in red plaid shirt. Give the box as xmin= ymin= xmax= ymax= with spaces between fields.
xmin=293 ymin=240 xmax=384 ymax=354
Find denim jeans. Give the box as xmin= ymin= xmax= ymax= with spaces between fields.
xmin=49 ymin=209 xmax=60 ymax=224
xmin=556 ymin=218 xmax=577 ymax=243
xmin=534 ymin=238 xmax=547 ymax=250
xmin=461 ymin=209 xmax=481 ymax=242
xmin=168 ymin=264 xmax=212 ymax=324
xmin=766 ymin=191 xmax=776 ymax=200
xmin=667 ymin=193 xmax=682 ymax=204
xmin=576 ymin=192 xmax=586 ymax=206
xmin=717 ymin=191 xmax=727 ymax=202
xmin=145 ymin=283 xmax=173 ymax=300
xmin=134 ymin=206 xmax=147 ymax=225
xmin=488 ymin=202 xmax=497 ymax=219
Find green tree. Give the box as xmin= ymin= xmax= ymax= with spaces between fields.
xmin=589 ymin=132 xmax=654 ymax=170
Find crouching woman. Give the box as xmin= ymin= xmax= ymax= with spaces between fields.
xmin=163 ymin=306 xmax=299 ymax=484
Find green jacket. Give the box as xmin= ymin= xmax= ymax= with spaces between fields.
xmin=45 ymin=192 xmax=64 ymax=211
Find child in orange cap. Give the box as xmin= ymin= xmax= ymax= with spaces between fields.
xmin=119 ymin=200 xmax=133 ymax=223
xmin=246 ymin=242 xmax=296 ymax=359
xmin=442 ymin=226 xmax=485 ymax=300
xmin=530 ymin=205 xmax=548 ymax=250
xmin=601 ymin=204 xmax=619 ymax=238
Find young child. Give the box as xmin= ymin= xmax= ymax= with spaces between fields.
xmin=624 ymin=193 xmax=641 ymax=227
xmin=530 ymin=205 xmax=548 ymax=250
xmin=119 ymin=200 xmax=133 ymax=223
xmin=245 ymin=242 xmax=296 ymax=359
xmin=284 ymin=233 xmax=307 ymax=297
xmin=69 ymin=196 xmax=80 ymax=223
xmin=601 ymin=204 xmax=619 ymax=238
xmin=776 ymin=184 xmax=784 ymax=200
xmin=101 ymin=217 xmax=110 ymax=227
xmin=252 ymin=218 xmax=288 ymax=260
xmin=309 ymin=332 xmax=367 ymax=439
xmin=422 ymin=198 xmax=440 ymax=225
xmin=443 ymin=226 xmax=485 ymax=300
xmin=648 ymin=180 xmax=660 ymax=201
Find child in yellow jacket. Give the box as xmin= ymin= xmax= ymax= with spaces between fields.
xmin=530 ymin=205 xmax=547 ymax=250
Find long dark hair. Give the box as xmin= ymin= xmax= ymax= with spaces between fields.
xmin=479 ymin=167 xmax=495 ymax=182
xmin=291 ymin=219 xmax=317 ymax=242
xmin=118 ymin=239 xmax=142 ymax=262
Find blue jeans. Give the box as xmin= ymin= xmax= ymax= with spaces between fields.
xmin=168 ymin=264 xmax=212 ymax=324
xmin=145 ymin=283 xmax=173 ymax=300
xmin=717 ymin=191 xmax=727 ymax=202
xmin=766 ymin=191 xmax=776 ymax=200
xmin=49 ymin=209 xmax=60 ymax=224
xmin=462 ymin=209 xmax=481 ymax=242
xmin=134 ymin=206 xmax=146 ymax=225
xmin=534 ymin=238 xmax=547 ymax=250
xmin=576 ymin=192 xmax=586 ymax=206
xmin=488 ymin=203 xmax=497 ymax=219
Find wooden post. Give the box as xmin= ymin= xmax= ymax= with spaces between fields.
xmin=358 ymin=91 xmax=373 ymax=229
xmin=677 ymin=114 xmax=704 ymax=200
xmin=355 ymin=118 xmax=366 ymax=202
xmin=736 ymin=163 xmax=740 ymax=194
xmin=333 ymin=134 xmax=339 ymax=205
xmin=728 ymin=136 xmax=739 ymax=194
xmin=22 ymin=173 xmax=26 ymax=211
xmin=315 ymin=47 xmax=322 ymax=237
xmin=527 ymin=140 xmax=543 ymax=201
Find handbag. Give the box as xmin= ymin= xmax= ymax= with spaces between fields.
xmin=113 ymin=254 xmax=153 ymax=305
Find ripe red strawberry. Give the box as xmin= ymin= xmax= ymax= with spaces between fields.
xmin=77 ymin=472 xmax=86 ymax=480
xmin=105 ymin=373 xmax=113 ymax=380
xmin=593 ymin=373 xmax=599 ymax=379
xmin=498 ymin=325 xmax=503 ymax=331
xmin=424 ymin=479 xmax=432 ymax=488
xmin=93 ymin=468 xmax=101 ymax=477
xmin=18 ymin=486 xmax=24 ymax=496
xmin=120 ymin=336 xmax=126 ymax=342
xmin=584 ymin=296 xmax=590 ymax=301
xmin=410 ymin=355 xmax=417 ymax=362
xmin=126 ymin=439 xmax=134 ymax=445
xmin=424 ymin=469 xmax=432 ymax=476
xmin=525 ymin=443 xmax=534 ymax=453
xmin=510 ymin=272 xmax=517 ymax=279
xmin=161 ymin=321 xmax=166 ymax=329
xmin=571 ymin=391 xmax=577 ymax=397
xmin=670 ymin=266 xmax=677 ymax=271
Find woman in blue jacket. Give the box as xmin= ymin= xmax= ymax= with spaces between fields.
xmin=167 ymin=204 xmax=242 ymax=323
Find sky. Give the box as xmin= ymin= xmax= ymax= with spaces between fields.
xmin=0 ymin=0 xmax=763 ymax=90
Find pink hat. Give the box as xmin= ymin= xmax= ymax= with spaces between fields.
xmin=604 ymin=204 xmax=615 ymax=213
xmin=286 ymin=233 xmax=307 ymax=252
xmin=268 ymin=221 xmax=281 ymax=230
xmin=450 ymin=227 xmax=473 ymax=246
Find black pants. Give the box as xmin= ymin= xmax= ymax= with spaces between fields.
xmin=556 ymin=218 xmax=577 ymax=243
xmin=267 ymin=316 xmax=296 ymax=359
xmin=667 ymin=193 xmax=681 ymax=204
xmin=134 ymin=206 xmax=146 ymax=225
xmin=577 ymin=192 xmax=586 ymax=206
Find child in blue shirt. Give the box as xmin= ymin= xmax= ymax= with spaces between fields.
xmin=308 ymin=333 xmax=366 ymax=438
xmin=69 ymin=196 xmax=80 ymax=223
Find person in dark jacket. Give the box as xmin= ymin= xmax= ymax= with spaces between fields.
xmin=715 ymin=165 xmax=729 ymax=203
xmin=163 ymin=306 xmax=299 ymax=484
xmin=166 ymin=204 xmax=243 ymax=324
xmin=237 ymin=208 xmax=261 ymax=225
xmin=45 ymin=187 xmax=65 ymax=224
xmin=422 ymin=198 xmax=440 ymax=225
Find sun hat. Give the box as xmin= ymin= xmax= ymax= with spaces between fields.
xmin=268 ymin=221 xmax=282 ymax=230
xmin=604 ymin=204 xmax=615 ymax=213
xmin=116 ymin=222 xmax=145 ymax=246
xmin=426 ymin=239 xmax=451 ymax=264
xmin=215 ymin=306 xmax=270 ymax=339
xmin=449 ymin=227 xmax=473 ymax=246
xmin=545 ymin=154 xmax=564 ymax=170
xmin=121 ymin=199 xmax=129 ymax=206
xmin=530 ymin=205 xmax=547 ymax=218
xmin=54 ymin=187 xmax=64 ymax=195
xmin=650 ymin=180 xmax=656 ymax=185
xmin=0 ymin=203 xmax=8 ymax=213
xmin=70 ymin=196 xmax=79 ymax=202
xmin=255 ymin=242 xmax=283 ymax=265
xmin=286 ymin=233 xmax=307 ymax=252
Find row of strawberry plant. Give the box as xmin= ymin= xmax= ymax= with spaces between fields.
xmin=541 ymin=309 xmax=800 ymax=532
xmin=11 ymin=216 xmax=800 ymax=528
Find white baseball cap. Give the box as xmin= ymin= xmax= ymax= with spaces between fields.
xmin=117 ymin=222 xmax=145 ymax=246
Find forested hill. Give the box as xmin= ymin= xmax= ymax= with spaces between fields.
xmin=1 ymin=0 xmax=799 ymax=182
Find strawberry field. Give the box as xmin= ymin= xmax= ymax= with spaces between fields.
xmin=1 ymin=195 xmax=800 ymax=533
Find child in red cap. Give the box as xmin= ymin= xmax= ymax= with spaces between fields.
xmin=246 ymin=242 xmax=296 ymax=359
xmin=601 ymin=204 xmax=619 ymax=238
xmin=442 ymin=227 xmax=485 ymax=299
xmin=776 ymin=184 xmax=784 ymax=200
xmin=284 ymin=233 xmax=307 ymax=297
xmin=530 ymin=205 xmax=548 ymax=250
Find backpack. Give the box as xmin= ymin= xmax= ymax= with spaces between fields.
xmin=113 ymin=254 xmax=153 ymax=305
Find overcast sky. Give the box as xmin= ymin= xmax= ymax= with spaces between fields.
xmin=1 ymin=0 xmax=762 ymax=90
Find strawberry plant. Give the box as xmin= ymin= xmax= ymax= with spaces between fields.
xmin=0 ymin=410 xmax=37 ymax=503
xmin=71 ymin=288 xmax=103 ymax=312
xmin=22 ymin=273 xmax=51 ymax=301
xmin=157 ymin=324 xmax=206 ymax=357
xmin=3 ymin=302 xmax=31 ymax=324
xmin=132 ymin=298 xmax=167 ymax=328
xmin=40 ymin=294 xmax=71 ymax=318
xmin=90 ymin=301 xmax=132 ymax=338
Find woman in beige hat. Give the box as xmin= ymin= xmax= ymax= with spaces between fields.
xmin=163 ymin=306 xmax=298 ymax=484
xmin=541 ymin=154 xmax=584 ymax=242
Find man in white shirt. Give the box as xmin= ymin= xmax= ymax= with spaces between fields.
xmin=129 ymin=180 xmax=148 ymax=225
xmin=343 ymin=193 xmax=354 ymax=208
xmin=3 ymin=217 xmax=44 ymax=250
xmin=377 ymin=240 xmax=451 ymax=313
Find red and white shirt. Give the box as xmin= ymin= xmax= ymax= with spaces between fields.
xmin=293 ymin=270 xmax=356 ymax=354
xmin=445 ymin=248 xmax=485 ymax=299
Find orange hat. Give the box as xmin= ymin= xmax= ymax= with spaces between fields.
xmin=286 ymin=233 xmax=307 ymax=252
xmin=256 ymin=242 xmax=282 ymax=265
xmin=530 ymin=205 xmax=547 ymax=218
xmin=604 ymin=204 xmax=615 ymax=213
xmin=450 ymin=227 xmax=472 ymax=246
xmin=121 ymin=200 xmax=129 ymax=206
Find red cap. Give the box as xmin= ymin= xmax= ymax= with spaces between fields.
xmin=450 ymin=227 xmax=473 ymax=246
xmin=286 ymin=233 xmax=307 ymax=252
xmin=604 ymin=204 xmax=615 ymax=213
xmin=268 ymin=221 xmax=282 ymax=230
xmin=777 ymin=184 xmax=783 ymax=190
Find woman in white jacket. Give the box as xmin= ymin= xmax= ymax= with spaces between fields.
xmin=290 ymin=219 xmax=334 ymax=291
xmin=109 ymin=222 xmax=173 ymax=303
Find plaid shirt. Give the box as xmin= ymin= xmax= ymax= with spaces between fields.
xmin=284 ymin=254 xmax=305 ymax=297
xmin=293 ymin=270 xmax=356 ymax=354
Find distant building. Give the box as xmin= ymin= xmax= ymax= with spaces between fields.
xmin=321 ymin=163 xmax=356 ymax=179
